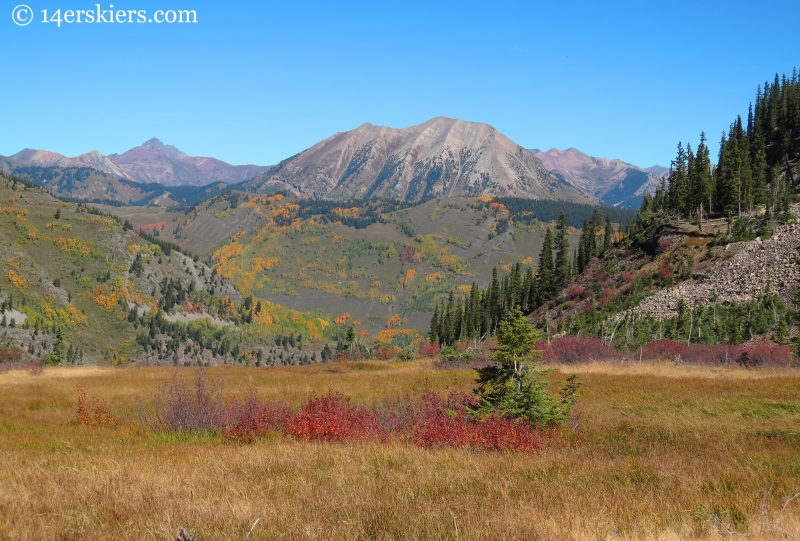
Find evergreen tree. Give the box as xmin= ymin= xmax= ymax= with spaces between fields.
xmin=603 ymin=215 xmax=613 ymax=253
xmin=690 ymin=132 xmax=713 ymax=229
xmin=553 ymin=211 xmax=571 ymax=291
xmin=537 ymin=228 xmax=555 ymax=304
xmin=472 ymin=309 xmax=579 ymax=427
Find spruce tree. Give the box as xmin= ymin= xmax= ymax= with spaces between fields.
xmin=553 ymin=211 xmax=571 ymax=291
xmin=537 ymin=228 xmax=555 ymax=304
xmin=603 ymin=215 xmax=613 ymax=253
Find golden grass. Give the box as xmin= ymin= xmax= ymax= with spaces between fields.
xmin=1 ymin=360 xmax=799 ymax=540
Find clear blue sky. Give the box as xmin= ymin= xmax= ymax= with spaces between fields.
xmin=3 ymin=0 xmax=799 ymax=168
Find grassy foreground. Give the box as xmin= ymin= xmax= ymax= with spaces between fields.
xmin=0 ymin=360 xmax=799 ymax=540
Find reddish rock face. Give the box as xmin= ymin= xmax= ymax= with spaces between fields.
xmin=243 ymin=117 xmax=592 ymax=203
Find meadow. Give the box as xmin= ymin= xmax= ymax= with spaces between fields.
xmin=0 ymin=360 xmax=799 ymax=540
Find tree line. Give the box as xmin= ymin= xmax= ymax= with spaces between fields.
xmin=646 ymin=69 xmax=800 ymax=228
xmin=429 ymin=209 xmax=616 ymax=345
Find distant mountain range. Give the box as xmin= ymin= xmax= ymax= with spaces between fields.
xmin=1 ymin=120 xmax=666 ymax=208
xmin=531 ymin=147 xmax=666 ymax=208
xmin=6 ymin=138 xmax=272 ymax=187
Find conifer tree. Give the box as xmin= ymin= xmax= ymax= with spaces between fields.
xmin=553 ymin=211 xmax=571 ymax=291
xmin=537 ymin=228 xmax=555 ymax=304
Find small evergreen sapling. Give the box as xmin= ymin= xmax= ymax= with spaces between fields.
xmin=472 ymin=309 xmax=579 ymax=427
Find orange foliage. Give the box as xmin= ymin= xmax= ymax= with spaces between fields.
xmin=334 ymin=313 xmax=351 ymax=325
xmin=425 ymin=272 xmax=445 ymax=282
xmin=5 ymin=270 xmax=29 ymax=288
xmin=331 ymin=207 xmax=360 ymax=218
xmin=136 ymin=221 xmax=168 ymax=233
xmin=0 ymin=206 xmax=28 ymax=216
xmin=398 ymin=268 xmax=417 ymax=288
xmin=54 ymin=237 xmax=97 ymax=257
xmin=521 ymin=257 xmax=534 ymax=265
xmin=386 ymin=314 xmax=407 ymax=328
xmin=251 ymin=256 xmax=279 ymax=272
xmin=92 ymin=285 xmax=122 ymax=312
xmin=374 ymin=329 xmax=417 ymax=345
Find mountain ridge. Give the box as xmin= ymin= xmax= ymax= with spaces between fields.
xmin=244 ymin=117 xmax=593 ymax=204
xmin=531 ymin=147 xmax=663 ymax=208
xmin=9 ymin=140 xmax=272 ymax=187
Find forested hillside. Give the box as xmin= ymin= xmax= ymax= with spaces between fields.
xmin=429 ymin=69 xmax=800 ymax=365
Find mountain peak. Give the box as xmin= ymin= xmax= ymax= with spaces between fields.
xmin=141 ymin=138 xmax=189 ymax=160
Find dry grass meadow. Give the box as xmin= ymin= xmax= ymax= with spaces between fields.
xmin=1 ymin=360 xmax=799 ymax=540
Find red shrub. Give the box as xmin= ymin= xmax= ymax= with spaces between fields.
xmin=0 ymin=345 xmax=22 ymax=363
xmin=418 ymin=342 xmax=441 ymax=357
xmin=621 ymin=271 xmax=636 ymax=284
xmin=376 ymin=346 xmax=401 ymax=360
xmin=593 ymin=270 xmax=607 ymax=282
xmin=410 ymin=390 xmax=541 ymax=452
xmin=566 ymin=286 xmax=585 ymax=301
xmin=539 ymin=336 xmax=616 ymax=364
xmin=656 ymin=240 xmax=671 ymax=254
xmin=738 ymin=342 xmax=791 ymax=368
xmin=640 ymin=340 xmax=687 ymax=360
xmin=287 ymin=392 xmax=385 ymax=442
xmin=598 ymin=288 xmax=616 ymax=308
xmin=657 ymin=260 xmax=672 ymax=280
xmin=223 ymin=390 xmax=293 ymax=443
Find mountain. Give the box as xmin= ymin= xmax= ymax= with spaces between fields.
xmin=108 ymin=138 xmax=272 ymax=186
xmin=244 ymin=117 xmax=592 ymax=204
xmin=9 ymin=148 xmax=130 ymax=179
xmin=8 ymin=139 xmax=272 ymax=188
xmin=645 ymin=165 xmax=670 ymax=179
xmin=531 ymin=147 xmax=664 ymax=209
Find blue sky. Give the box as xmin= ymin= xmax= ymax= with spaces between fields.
xmin=3 ymin=0 xmax=799 ymax=168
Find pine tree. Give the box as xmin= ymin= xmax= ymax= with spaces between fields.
xmin=603 ymin=215 xmax=613 ymax=253
xmin=429 ymin=305 xmax=440 ymax=343
xmin=553 ymin=211 xmax=571 ymax=291
xmin=537 ymin=228 xmax=555 ymax=304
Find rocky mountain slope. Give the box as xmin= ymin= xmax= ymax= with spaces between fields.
xmin=627 ymin=214 xmax=800 ymax=320
xmin=6 ymin=138 xmax=272 ymax=187
xmin=244 ymin=117 xmax=592 ymax=203
xmin=531 ymin=147 xmax=663 ymax=209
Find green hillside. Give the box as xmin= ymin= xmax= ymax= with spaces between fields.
xmin=0 ymin=175 xmax=341 ymax=367
xmin=93 ymin=194 xmax=635 ymax=333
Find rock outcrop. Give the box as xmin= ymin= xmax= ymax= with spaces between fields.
xmin=625 ymin=219 xmax=800 ymax=320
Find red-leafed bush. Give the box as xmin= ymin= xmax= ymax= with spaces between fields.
xmin=567 ymin=286 xmax=585 ymax=301
xmin=657 ymin=260 xmax=672 ymax=280
xmin=222 ymin=390 xmax=293 ymax=443
xmin=656 ymin=240 xmax=671 ymax=254
xmin=736 ymin=342 xmax=791 ymax=368
xmin=598 ymin=288 xmax=616 ymax=308
xmin=538 ymin=336 xmax=616 ymax=364
xmin=376 ymin=346 xmax=401 ymax=360
xmin=640 ymin=340 xmax=687 ymax=360
xmin=286 ymin=392 xmax=385 ymax=443
xmin=410 ymin=390 xmax=542 ymax=452
xmin=418 ymin=342 xmax=441 ymax=357
xmin=621 ymin=271 xmax=636 ymax=284
xmin=0 ymin=344 xmax=22 ymax=363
